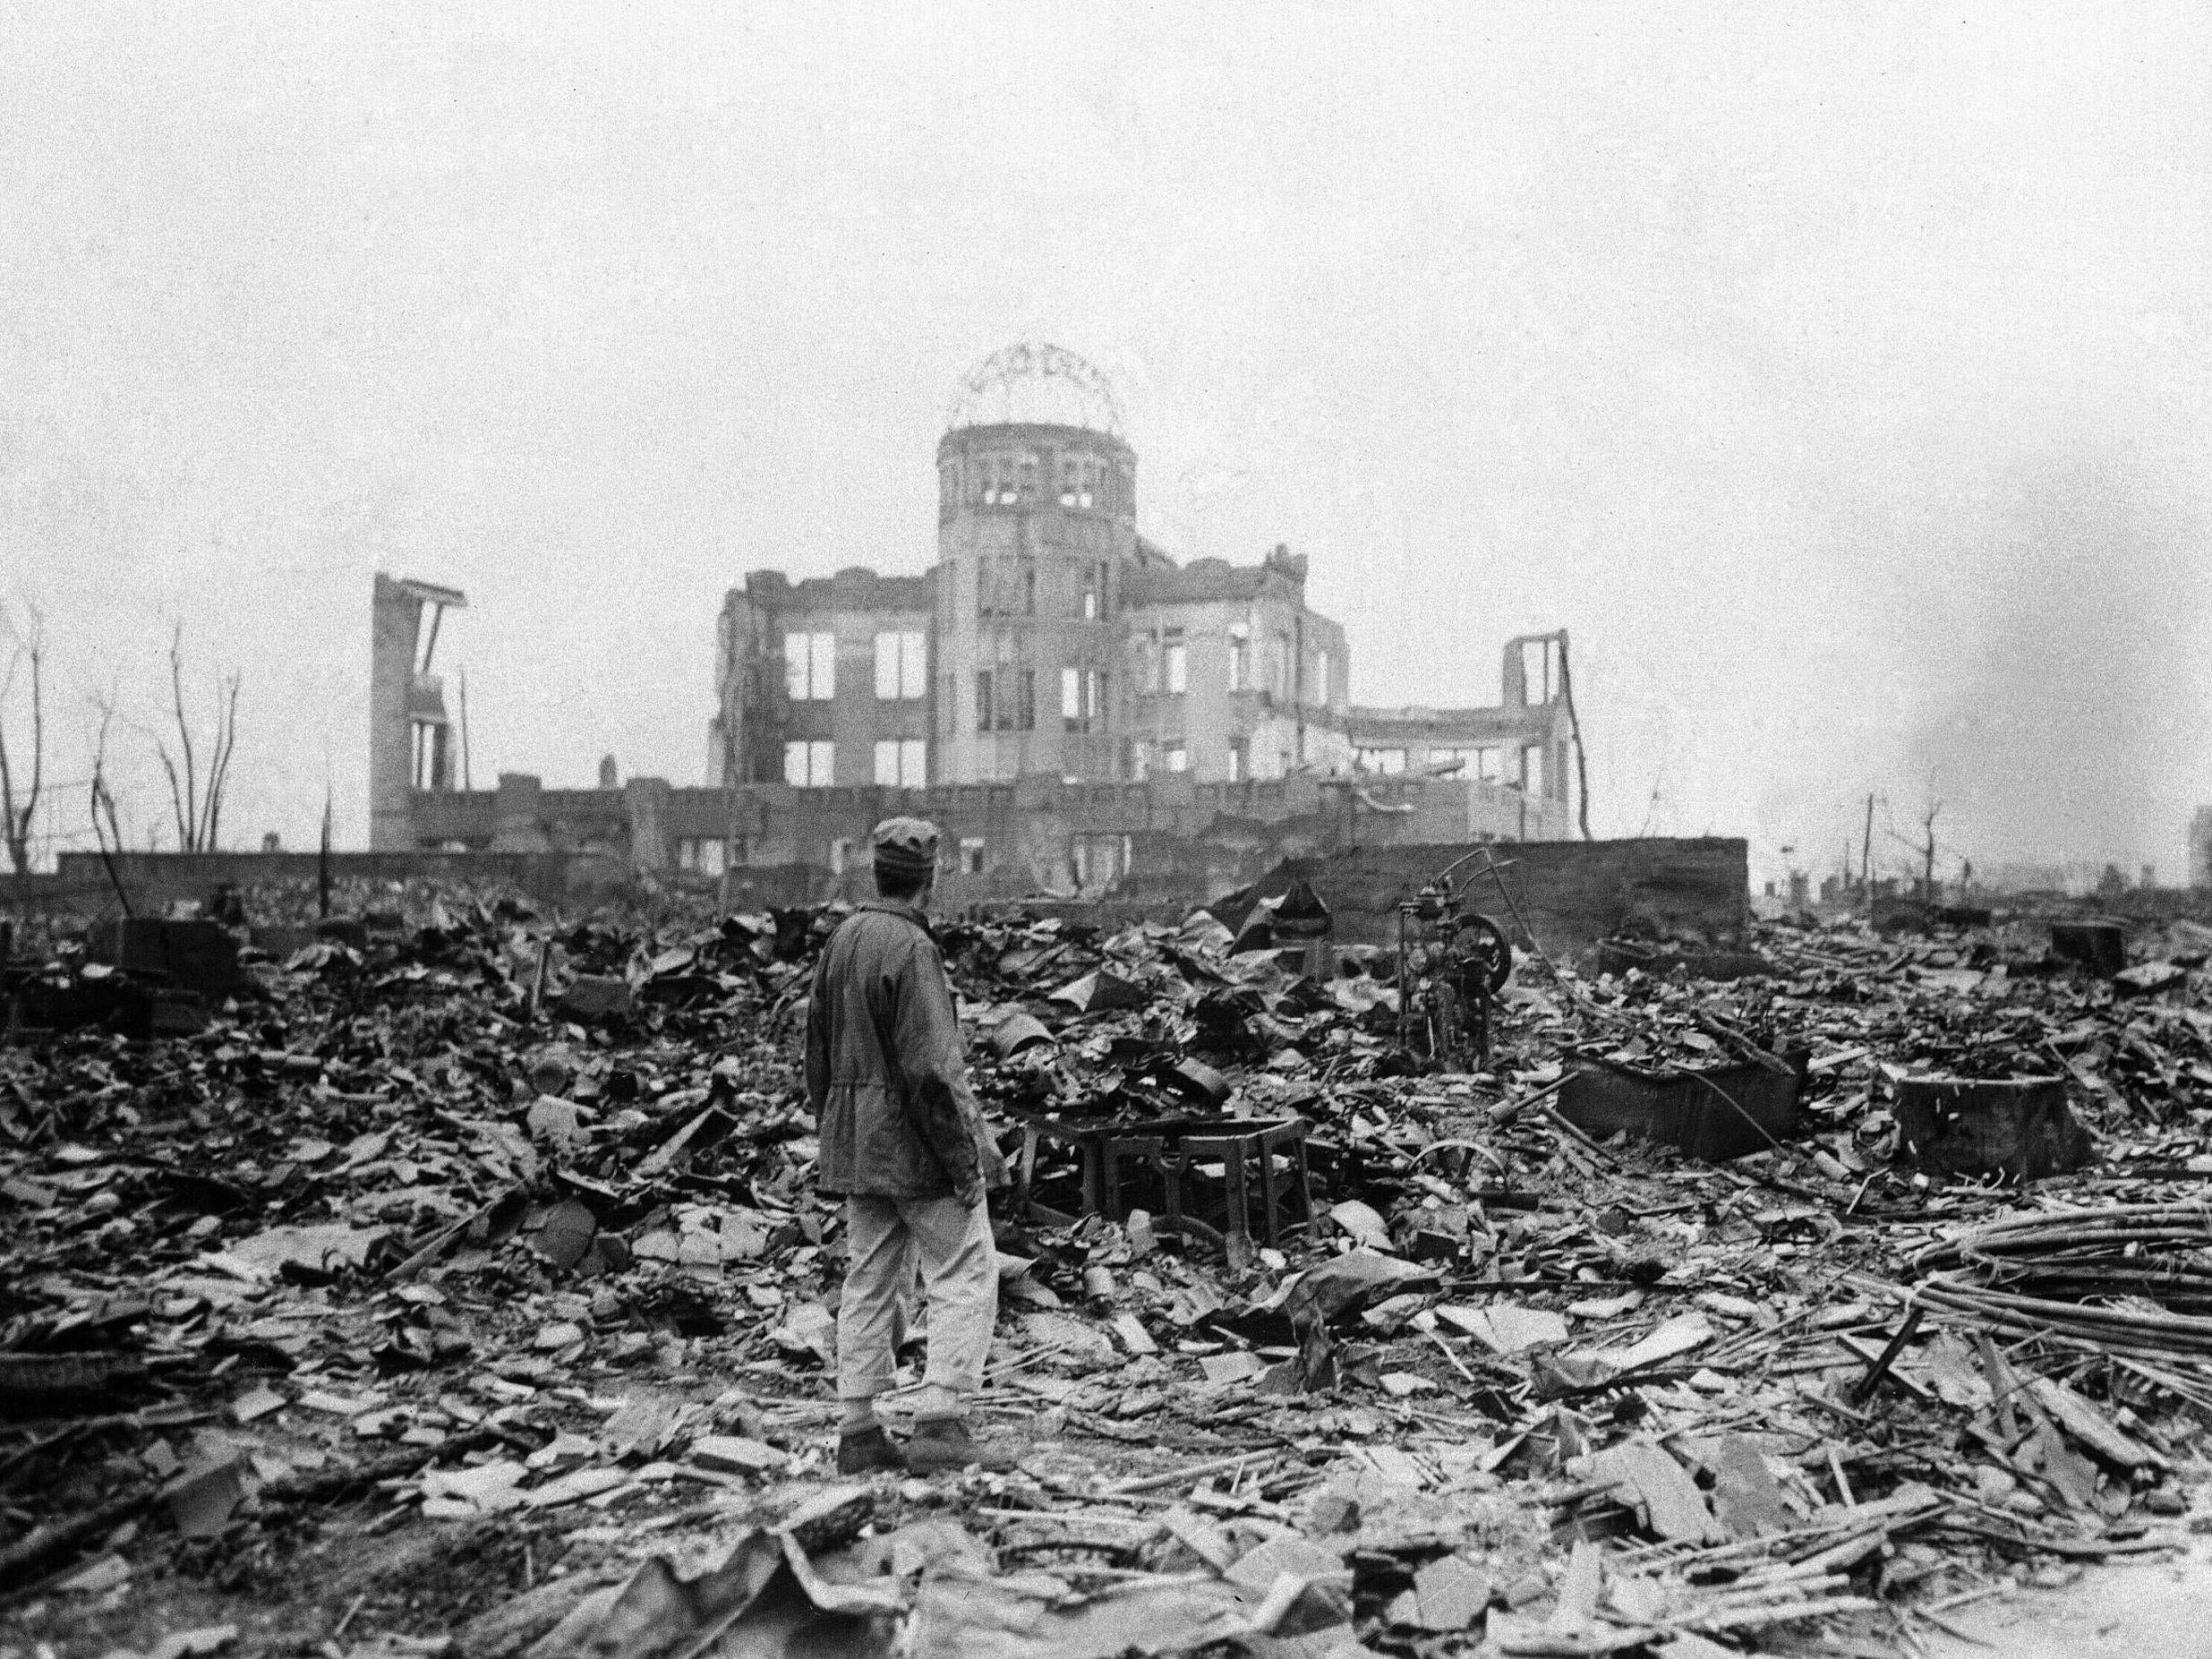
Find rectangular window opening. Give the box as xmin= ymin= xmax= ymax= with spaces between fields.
xmin=783 ymin=740 xmax=835 ymax=786
xmin=873 ymin=631 xmax=927 ymax=700
xmin=873 ymin=739 xmax=927 ymax=787
xmin=786 ymin=632 xmax=835 ymax=700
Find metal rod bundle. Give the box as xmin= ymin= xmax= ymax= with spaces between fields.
xmin=1909 ymin=1202 xmax=2212 ymax=1366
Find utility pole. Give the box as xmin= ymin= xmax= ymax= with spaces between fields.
xmin=1921 ymin=802 xmax=1941 ymax=902
xmin=1556 ymin=632 xmax=1593 ymax=842
xmin=1861 ymin=794 xmax=1875 ymax=909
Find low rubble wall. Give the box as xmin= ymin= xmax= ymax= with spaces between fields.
xmin=1224 ymin=837 xmax=1751 ymax=962
xmin=38 ymin=851 xmax=628 ymax=917
xmin=20 ymin=838 xmax=1748 ymax=961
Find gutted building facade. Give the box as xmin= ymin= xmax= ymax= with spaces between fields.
xmin=708 ymin=345 xmax=1565 ymax=815
xmin=378 ymin=346 xmax=1582 ymax=885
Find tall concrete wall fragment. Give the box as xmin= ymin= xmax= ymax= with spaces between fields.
xmin=368 ymin=577 xmax=424 ymax=851
xmin=369 ymin=574 xmax=466 ymax=851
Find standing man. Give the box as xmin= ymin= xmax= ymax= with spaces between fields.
xmin=807 ymin=816 xmax=1012 ymax=1474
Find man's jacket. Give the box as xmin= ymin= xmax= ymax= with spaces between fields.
xmin=805 ymin=899 xmax=1008 ymax=1199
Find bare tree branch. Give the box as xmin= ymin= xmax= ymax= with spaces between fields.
xmin=89 ymin=695 xmax=131 ymax=914
xmin=138 ymin=632 xmax=243 ymax=853
xmin=166 ymin=624 xmax=201 ymax=850
xmin=201 ymin=671 xmax=241 ymax=850
xmin=0 ymin=603 xmax=45 ymax=876
xmin=155 ymin=740 xmax=190 ymax=853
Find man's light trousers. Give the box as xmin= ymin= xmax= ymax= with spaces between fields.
xmin=836 ymin=1193 xmax=997 ymax=1405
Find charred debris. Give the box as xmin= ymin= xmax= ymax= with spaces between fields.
xmin=4 ymin=868 xmax=2212 ymax=1657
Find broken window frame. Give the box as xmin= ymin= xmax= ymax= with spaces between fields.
xmin=874 ymin=630 xmax=927 ymax=700
xmin=784 ymin=631 xmax=835 ymax=701
xmin=677 ymin=837 xmax=726 ymax=876
xmin=1069 ymin=832 xmax=1133 ymax=894
xmin=782 ymin=739 xmax=834 ymax=786
xmin=872 ymin=739 xmax=927 ymax=787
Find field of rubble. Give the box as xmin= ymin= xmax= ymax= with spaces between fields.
xmin=5 ymin=878 xmax=2212 ymax=1659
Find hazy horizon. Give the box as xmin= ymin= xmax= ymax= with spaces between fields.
xmin=4 ymin=4 xmax=2208 ymax=889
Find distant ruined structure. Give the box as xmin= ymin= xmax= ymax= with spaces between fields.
xmin=367 ymin=575 xmax=466 ymax=852
xmin=367 ymin=346 xmax=1586 ymax=899
xmin=708 ymin=344 xmax=1576 ymax=807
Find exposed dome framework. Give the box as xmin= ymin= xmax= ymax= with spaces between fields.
xmin=947 ymin=342 xmax=1123 ymax=436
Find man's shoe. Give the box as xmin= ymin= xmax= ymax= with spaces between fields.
xmin=835 ymin=1424 xmax=908 ymax=1475
xmin=907 ymin=1416 xmax=1017 ymax=1473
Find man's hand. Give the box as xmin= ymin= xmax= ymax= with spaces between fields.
xmin=955 ymin=1178 xmax=986 ymax=1209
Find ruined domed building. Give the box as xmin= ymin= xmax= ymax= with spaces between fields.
xmin=708 ymin=345 xmax=1572 ymax=812
xmin=381 ymin=345 xmax=1581 ymax=897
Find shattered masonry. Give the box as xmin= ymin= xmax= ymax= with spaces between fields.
xmin=6 ymin=866 xmax=2212 ymax=1656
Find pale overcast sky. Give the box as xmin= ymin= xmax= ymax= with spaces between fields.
xmin=4 ymin=4 xmax=2208 ymax=885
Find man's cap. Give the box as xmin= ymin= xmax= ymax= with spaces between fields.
xmin=871 ymin=817 xmax=942 ymax=877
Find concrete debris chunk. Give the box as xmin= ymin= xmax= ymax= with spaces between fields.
xmin=689 ymin=1433 xmax=787 ymax=1475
